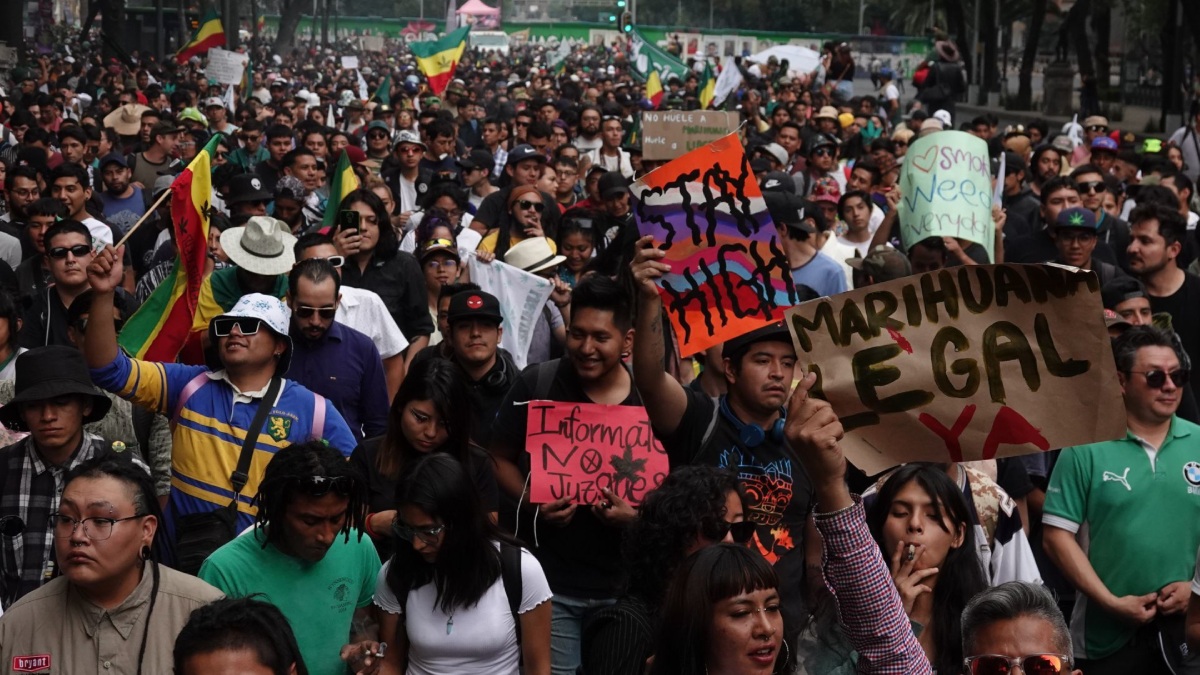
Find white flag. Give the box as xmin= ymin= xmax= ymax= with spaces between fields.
xmin=223 ymin=84 xmax=236 ymax=113
xmin=466 ymin=254 xmax=553 ymax=371
xmin=713 ymin=55 xmax=744 ymax=108
xmin=356 ymin=70 xmax=369 ymax=101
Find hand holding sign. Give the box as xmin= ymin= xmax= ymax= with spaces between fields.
xmin=525 ymin=402 xmax=668 ymax=506
xmin=784 ymin=370 xmax=853 ymax=512
xmin=898 ymin=131 xmax=995 ymax=261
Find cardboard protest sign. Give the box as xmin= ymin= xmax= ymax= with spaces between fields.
xmin=205 ymin=48 xmax=249 ymax=86
xmin=341 ymin=55 xmax=359 ymax=70
xmin=466 ymin=254 xmax=553 ymax=371
xmin=525 ymin=402 xmax=668 ymax=505
xmin=641 ymin=110 xmax=740 ymax=161
xmin=898 ymin=130 xmax=995 ymax=261
xmin=632 ymin=133 xmax=798 ymax=358
xmin=784 ymin=264 xmax=1126 ymax=475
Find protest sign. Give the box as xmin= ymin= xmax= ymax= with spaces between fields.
xmin=466 ymin=254 xmax=552 ymax=371
xmin=525 ymin=401 xmax=669 ymax=505
xmin=341 ymin=55 xmax=359 ymax=70
xmin=641 ymin=110 xmax=741 ymax=161
xmin=632 ymin=133 xmax=798 ymax=358
xmin=205 ymin=48 xmax=248 ymax=86
xmin=784 ymin=264 xmax=1126 ymax=475
xmin=897 ymin=130 xmax=995 ymax=261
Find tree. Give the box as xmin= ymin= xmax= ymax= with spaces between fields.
xmin=274 ymin=0 xmax=307 ymax=53
xmin=1016 ymin=0 xmax=1047 ymax=109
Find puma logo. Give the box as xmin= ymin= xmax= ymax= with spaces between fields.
xmin=1103 ymin=467 xmax=1132 ymax=491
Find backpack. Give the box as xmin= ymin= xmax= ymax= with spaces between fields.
xmin=499 ymin=541 xmax=525 ymax=646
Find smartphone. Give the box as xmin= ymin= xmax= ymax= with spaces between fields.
xmin=337 ymin=210 xmax=360 ymax=233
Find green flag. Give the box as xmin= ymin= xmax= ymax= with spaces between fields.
xmin=371 ymin=74 xmax=391 ymax=104
xmin=628 ymin=28 xmax=690 ymax=84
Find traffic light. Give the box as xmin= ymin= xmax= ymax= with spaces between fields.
xmin=619 ymin=11 xmax=632 ymax=32
xmin=616 ymin=0 xmax=626 ymax=7
xmin=607 ymin=13 xmax=617 ymax=22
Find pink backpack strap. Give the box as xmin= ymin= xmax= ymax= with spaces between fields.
xmin=312 ymin=394 xmax=326 ymax=440
xmin=172 ymin=372 xmax=211 ymax=426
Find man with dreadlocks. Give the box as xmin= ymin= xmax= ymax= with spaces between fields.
xmin=198 ymin=441 xmax=383 ymax=675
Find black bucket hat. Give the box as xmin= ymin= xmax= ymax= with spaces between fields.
xmin=0 ymin=346 xmax=112 ymax=430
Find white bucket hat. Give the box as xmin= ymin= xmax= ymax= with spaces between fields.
xmin=205 ymin=293 xmax=294 ymax=373
xmin=504 ymin=237 xmax=566 ymax=275
xmin=220 ymin=216 xmax=298 ymax=276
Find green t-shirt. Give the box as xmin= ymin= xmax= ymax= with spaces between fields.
xmin=199 ymin=527 xmax=381 ymax=675
xmin=1043 ymin=417 xmax=1200 ymax=659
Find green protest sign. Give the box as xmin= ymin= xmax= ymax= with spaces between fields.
xmin=897 ymin=130 xmax=994 ymax=261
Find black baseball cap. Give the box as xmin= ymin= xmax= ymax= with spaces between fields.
xmin=457 ymin=148 xmax=495 ymax=171
xmin=98 ymin=152 xmax=128 ymax=169
xmin=764 ymin=191 xmax=815 ymax=234
xmin=225 ymin=173 xmax=273 ymax=205
xmin=598 ymin=171 xmax=629 ymax=199
xmin=447 ymin=290 xmax=503 ymax=325
xmin=722 ymin=321 xmax=794 ymax=360
xmin=506 ymin=144 xmax=547 ymax=166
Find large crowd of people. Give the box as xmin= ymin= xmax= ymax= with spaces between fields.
xmin=0 ymin=27 xmax=1199 ymax=675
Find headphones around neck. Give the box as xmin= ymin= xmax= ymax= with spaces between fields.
xmin=480 ymin=354 xmax=511 ymax=392
xmin=719 ymin=396 xmax=786 ymax=448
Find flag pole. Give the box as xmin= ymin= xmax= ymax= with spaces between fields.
xmin=115 ymin=188 xmax=173 ymax=248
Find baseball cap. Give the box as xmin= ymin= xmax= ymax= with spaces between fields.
xmin=447 ymin=290 xmax=503 ymax=325
xmin=810 ymin=177 xmax=842 ymax=204
xmin=1091 ymin=136 xmax=1118 ymax=152
xmin=150 ymin=120 xmax=185 ymax=138
xmin=394 ymin=129 xmax=425 ymax=149
xmin=225 ymin=174 xmax=273 ymax=205
xmin=759 ymin=171 xmax=796 ymax=193
xmin=456 ymin=149 xmax=495 ymax=171
xmin=366 ymin=120 xmax=391 ymax=134
xmin=507 ymin=144 xmax=547 ymax=166
xmin=419 ymin=237 xmax=460 ymax=263
xmin=750 ymin=157 xmax=772 ymax=174
xmin=755 ymin=143 xmax=788 ymax=167
xmin=1054 ymin=206 xmax=1099 ymax=231
xmin=846 ymin=245 xmax=912 ymax=282
xmin=1083 ymin=115 xmax=1109 ymax=129
xmin=992 ymin=151 xmax=1027 ymax=177
xmin=764 ymin=191 xmax=814 ymax=234
xmin=721 ymin=322 xmax=794 ymax=360
xmin=178 ymin=107 xmax=208 ymax=127
xmin=1101 ymin=276 xmax=1148 ymax=310
xmin=598 ymin=171 xmax=629 ymax=199
xmin=204 ymin=96 xmax=225 ymax=109
xmin=98 ymin=153 xmax=128 ymax=169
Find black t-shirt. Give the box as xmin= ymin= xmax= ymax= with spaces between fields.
xmin=349 ymin=436 xmax=498 ymax=562
xmin=492 ymin=358 xmax=636 ymax=599
xmin=658 ymin=389 xmax=814 ymax=629
xmin=1149 ymin=272 xmax=1200 ymax=367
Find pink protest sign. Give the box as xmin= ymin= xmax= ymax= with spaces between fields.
xmin=525 ymin=401 xmax=669 ymax=505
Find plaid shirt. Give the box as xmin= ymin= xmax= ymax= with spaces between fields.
xmin=815 ymin=496 xmax=932 ymax=675
xmin=0 ymin=432 xmax=113 ymax=609
xmin=491 ymin=146 xmax=508 ymax=181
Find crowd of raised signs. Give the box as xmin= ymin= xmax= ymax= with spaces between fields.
xmin=1 ymin=28 xmax=1200 ymax=675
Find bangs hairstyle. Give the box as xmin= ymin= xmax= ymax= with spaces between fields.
xmin=173 ymin=597 xmax=310 ymax=675
xmin=253 ymin=440 xmax=367 ymax=549
xmin=377 ymin=356 xmax=474 ymax=481
xmin=866 ymin=463 xmax=986 ymax=675
xmin=385 ymin=453 xmax=512 ymax=615
xmin=650 ymin=544 xmax=784 ymax=675
xmin=339 ymin=188 xmax=398 ymax=259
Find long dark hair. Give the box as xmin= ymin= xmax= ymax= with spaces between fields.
xmin=63 ymin=455 xmax=165 ymax=675
xmin=376 ymin=357 xmax=474 ymax=481
xmin=339 ymin=188 xmax=398 ymax=260
xmin=173 ymin=597 xmax=310 ymax=675
xmin=650 ymin=544 xmax=788 ymax=675
xmin=866 ymin=463 xmax=987 ymax=675
xmin=386 ymin=453 xmax=511 ymax=614
xmin=623 ymin=466 xmax=744 ymax=606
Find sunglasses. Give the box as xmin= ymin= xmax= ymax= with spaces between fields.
xmin=215 ymin=151 xmax=230 ymax=160
xmin=1086 ymin=125 xmax=1107 ymax=132
xmin=294 ymin=475 xmax=353 ymax=497
xmin=517 ymin=200 xmax=545 ymax=212
xmin=398 ymin=146 xmax=422 ymax=154
xmin=368 ymin=132 xmax=389 ymax=140
xmin=243 ymin=134 xmax=262 ymax=142
xmin=392 ymin=519 xmax=445 ymax=545
xmin=48 ymin=244 xmax=93 ymax=259
xmin=713 ymin=520 xmax=757 ymax=544
xmin=1129 ymin=369 xmax=1189 ymax=389
xmin=1077 ymin=180 xmax=1106 ymax=194
xmin=812 ymin=148 xmax=834 ymax=157
xmin=963 ymin=654 xmax=1071 ymax=675
xmin=296 ymin=305 xmax=336 ymax=319
xmin=212 ymin=317 xmax=264 ymax=337
xmin=314 ymin=255 xmax=345 ymax=268
xmin=894 ymin=141 xmax=908 ymax=147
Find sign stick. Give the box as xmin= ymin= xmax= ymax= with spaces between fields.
xmin=116 ymin=187 xmax=172 ymax=248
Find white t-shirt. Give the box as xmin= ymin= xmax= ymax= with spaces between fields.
xmin=397 ymin=174 xmax=419 ymax=213
xmin=820 ymin=235 xmax=858 ymax=288
xmin=374 ymin=545 xmax=552 ymax=675
xmin=338 ymin=285 xmax=409 ymax=359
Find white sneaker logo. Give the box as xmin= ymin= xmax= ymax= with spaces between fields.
xmin=1103 ymin=467 xmax=1132 ymax=491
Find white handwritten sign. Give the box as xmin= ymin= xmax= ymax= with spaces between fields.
xmin=897 ymin=130 xmax=994 ymax=261
xmin=341 ymin=55 xmax=359 ymax=70
xmin=205 ymin=48 xmax=248 ymax=86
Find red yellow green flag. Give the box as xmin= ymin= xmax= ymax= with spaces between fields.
xmin=322 ymin=149 xmax=361 ymax=228
xmin=645 ymin=70 xmax=664 ymax=108
xmin=699 ymin=63 xmax=716 ymax=109
xmin=176 ymin=8 xmax=225 ymax=64
xmin=118 ymin=135 xmax=220 ymax=361
xmin=411 ymin=26 xmax=470 ymax=96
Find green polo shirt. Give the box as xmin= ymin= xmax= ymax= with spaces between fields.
xmin=1043 ymin=416 xmax=1200 ymax=659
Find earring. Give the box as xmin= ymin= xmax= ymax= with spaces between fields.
xmin=776 ymin=640 xmax=790 ymax=673
xmin=139 ymin=545 xmax=152 ymax=561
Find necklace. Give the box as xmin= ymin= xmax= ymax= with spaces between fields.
xmin=446 ymin=614 xmax=455 ymax=635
